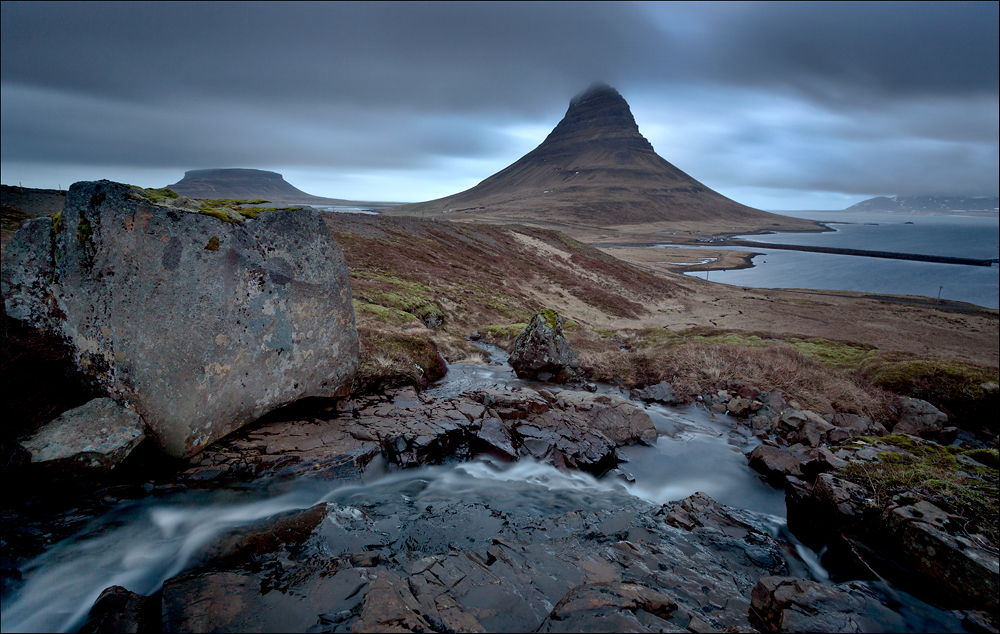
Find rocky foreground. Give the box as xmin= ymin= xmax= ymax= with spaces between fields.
xmin=2 ymin=180 xmax=997 ymax=633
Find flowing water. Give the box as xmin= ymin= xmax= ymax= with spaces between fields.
xmin=0 ymin=351 xmax=968 ymax=632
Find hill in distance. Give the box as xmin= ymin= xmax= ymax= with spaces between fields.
xmin=847 ymin=195 xmax=999 ymax=213
xmin=166 ymin=168 xmax=390 ymax=206
xmin=388 ymin=83 xmax=818 ymax=235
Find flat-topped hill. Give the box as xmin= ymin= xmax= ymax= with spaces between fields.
xmin=388 ymin=84 xmax=818 ymax=233
xmin=166 ymin=168 xmax=353 ymax=204
xmin=847 ymin=195 xmax=1000 ymax=212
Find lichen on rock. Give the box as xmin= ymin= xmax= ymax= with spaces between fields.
xmin=1 ymin=180 xmax=359 ymax=457
xmin=508 ymin=310 xmax=579 ymax=381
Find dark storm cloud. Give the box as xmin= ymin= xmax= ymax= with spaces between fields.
xmin=683 ymin=2 xmax=999 ymax=99
xmin=2 ymin=1 xmax=997 ymax=202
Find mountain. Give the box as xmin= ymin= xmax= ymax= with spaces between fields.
xmin=847 ymin=195 xmax=999 ymax=213
xmin=166 ymin=168 xmax=352 ymax=204
xmin=389 ymin=84 xmax=804 ymax=230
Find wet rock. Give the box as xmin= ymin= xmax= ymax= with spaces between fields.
xmin=79 ymin=585 xmax=159 ymax=634
xmin=778 ymin=409 xmax=809 ymax=432
xmin=751 ymin=413 xmax=776 ymax=433
xmin=886 ymin=501 xmax=999 ymax=611
xmin=747 ymin=445 xmax=803 ymax=485
xmin=353 ymin=570 xmax=435 ymax=632
xmin=176 ymin=417 xmax=380 ymax=483
xmin=631 ymin=381 xmax=678 ymax=404
xmin=799 ymin=418 xmax=835 ymax=447
xmin=159 ymin=490 xmax=798 ymax=634
xmin=1 ymin=180 xmax=359 ymax=458
xmin=751 ymin=576 xmax=901 ymax=633
xmin=476 ymin=417 xmax=517 ymax=459
xmin=728 ymin=397 xmax=752 ymax=417
xmin=555 ymin=391 xmax=656 ymax=446
xmin=785 ymin=437 xmax=999 ymax=613
xmin=537 ymin=582 xmax=678 ymax=633
xmin=893 ymin=397 xmax=948 ymax=438
xmin=801 ymin=447 xmax=848 ymax=479
xmin=509 ymin=310 xmax=578 ymax=381
xmin=20 ymin=398 xmax=145 ymax=472
xmin=477 ymin=388 xmax=550 ymax=417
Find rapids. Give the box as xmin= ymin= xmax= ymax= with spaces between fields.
xmin=0 ymin=348 xmax=969 ymax=633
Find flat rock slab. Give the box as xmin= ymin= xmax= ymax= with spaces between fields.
xmin=21 ymin=398 xmax=145 ymax=472
xmin=158 ymin=494 xmax=793 ymax=633
xmin=2 ymin=180 xmax=358 ymax=457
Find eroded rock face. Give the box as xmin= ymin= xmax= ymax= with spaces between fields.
xmin=20 ymin=398 xmax=145 ymax=472
xmin=751 ymin=576 xmax=905 ymax=633
xmin=509 ymin=311 xmax=578 ymax=381
xmin=783 ymin=438 xmax=999 ymax=613
xmin=1 ymin=180 xmax=358 ymax=457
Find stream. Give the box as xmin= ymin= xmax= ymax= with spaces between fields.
xmin=0 ymin=345 xmax=969 ymax=632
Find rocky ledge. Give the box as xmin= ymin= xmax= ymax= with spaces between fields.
xmin=177 ymin=385 xmax=656 ymax=484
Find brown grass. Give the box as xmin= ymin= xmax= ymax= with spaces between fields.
xmin=327 ymin=214 xmax=679 ymax=332
xmin=353 ymin=327 xmax=448 ymax=396
xmin=583 ymin=341 xmax=892 ymax=420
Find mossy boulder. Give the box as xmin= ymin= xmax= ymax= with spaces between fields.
xmin=1 ymin=180 xmax=358 ymax=457
xmin=509 ymin=310 xmax=578 ymax=381
xmin=861 ymin=354 xmax=999 ymax=432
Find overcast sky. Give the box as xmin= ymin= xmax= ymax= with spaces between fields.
xmin=2 ymin=1 xmax=997 ymax=209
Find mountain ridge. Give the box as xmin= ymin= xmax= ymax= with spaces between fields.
xmin=847 ymin=195 xmax=999 ymax=213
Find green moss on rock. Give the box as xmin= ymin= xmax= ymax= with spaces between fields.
xmin=861 ymin=354 xmax=999 ymax=430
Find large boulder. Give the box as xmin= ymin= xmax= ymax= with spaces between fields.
xmin=508 ymin=310 xmax=578 ymax=381
xmin=1 ymin=180 xmax=358 ymax=457
xmin=20 ymin=397 xmax=145 ymax=472
xmin=892 ymin=397 xmax=947 ymax=437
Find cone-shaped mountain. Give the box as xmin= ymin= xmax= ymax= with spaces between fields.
xmin=392 ymin=84 xmax=787 ymax=227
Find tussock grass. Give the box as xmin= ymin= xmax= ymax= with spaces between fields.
xmin=353 ymin=327 xmax=447 ymax=396
xmin=860 ymin=354 xmax=999 ymax=430
xmin=583 ymin=340 xmax=892 ymax=419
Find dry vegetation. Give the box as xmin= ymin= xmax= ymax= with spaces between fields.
xmin=326 ymin=213 xmax=679 ymax=394
xmin=327 ymin=213 xmax=998 ymax=427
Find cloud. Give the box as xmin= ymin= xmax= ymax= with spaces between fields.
xmin=2 ymin=2 xmax=997 ymax=204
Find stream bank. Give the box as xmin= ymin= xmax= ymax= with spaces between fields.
xmin=0 ymin=351 xmax=981 ymax=633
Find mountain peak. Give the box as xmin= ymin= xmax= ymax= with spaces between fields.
xmin=570 ymin=82 xmax=618 ymax=105
xmin=388 ymin=84 xmax=801 ymax=229
xmin=533 ymin=82 xmax=652 ymax=159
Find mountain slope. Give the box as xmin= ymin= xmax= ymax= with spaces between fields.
xmin=389 ymin=84 xmax=807 ymax=230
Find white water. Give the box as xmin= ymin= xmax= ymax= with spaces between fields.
xmin=2 ymin=361 xmax=791 ymax=633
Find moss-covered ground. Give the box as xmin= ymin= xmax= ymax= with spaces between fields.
xmin=841 ymin=434 xmax=999 ymax=544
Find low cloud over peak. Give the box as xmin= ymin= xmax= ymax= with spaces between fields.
xmin=2 ymin=2 xmax=996 ymax=207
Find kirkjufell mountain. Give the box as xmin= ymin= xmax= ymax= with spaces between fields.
xmin=167 ymin=168 xmax=349 ymax=204
xmin=391 ymin=84 xmax=808 ymax=229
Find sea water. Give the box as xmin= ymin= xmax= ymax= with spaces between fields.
xmin=689 ymin=211 xmax=1000 ymax=309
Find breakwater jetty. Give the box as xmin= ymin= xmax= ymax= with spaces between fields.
xmin=722 ymin=239 xmax=996 ymax=267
